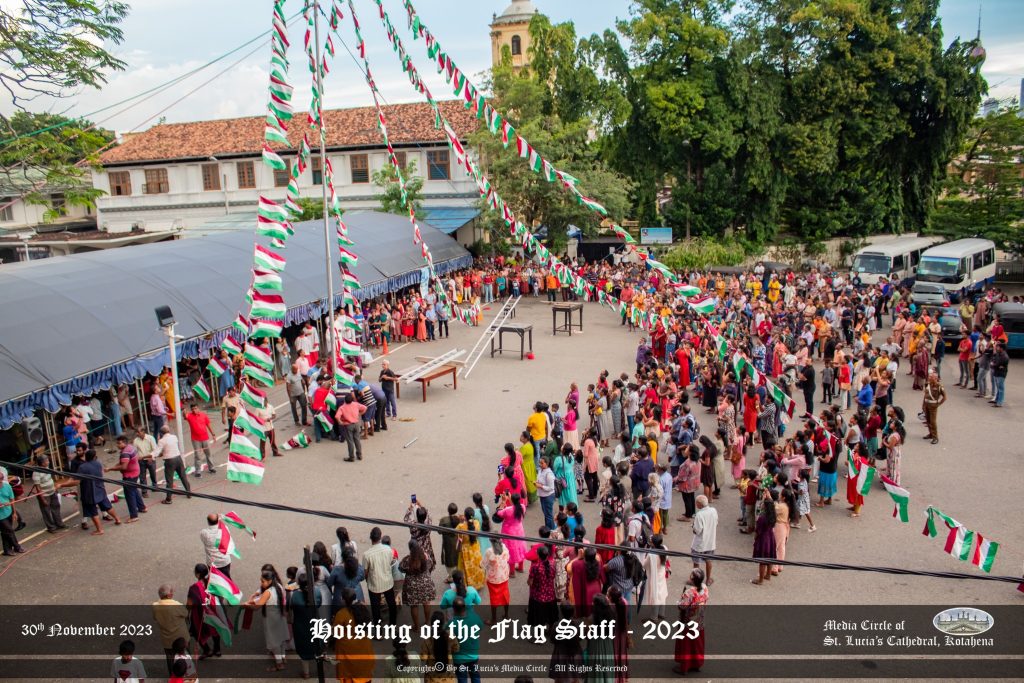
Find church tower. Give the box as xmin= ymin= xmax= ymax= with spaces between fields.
xmin=489 ymin=0 xmax=540 ymax=71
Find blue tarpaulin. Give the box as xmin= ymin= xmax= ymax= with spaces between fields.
xmin=419 ymin=206 xmax=480 ymax=235
xmin=0 ymin=210 xmax=471 ymax=428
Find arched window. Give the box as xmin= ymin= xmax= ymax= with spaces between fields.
xmin=511 ymin=35 xmax=522 ymax=55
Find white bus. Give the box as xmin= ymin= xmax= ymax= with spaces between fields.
xmin=916 ymin=238 xmax=997 ymax=299
xmin=851 ymin=236 xmax=943 ymax=285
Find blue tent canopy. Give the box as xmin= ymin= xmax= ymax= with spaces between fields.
xmin=0 ymin=210 xmax=471 ymax=428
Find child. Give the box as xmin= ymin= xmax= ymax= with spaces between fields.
xmin=739 ymin=468 xmax=759 ymax=534
xmin=736 ymin=469 xmax=753 ymax=525
xmin=822 ymin=360 xmax=835 ymax=405
xmin=171 ymin=637 xmax=197 ymax=682
xmin=382 ymin=534 xmax=403 ymax=604
xmin=110 ymin=640 xmax=146 ymax=683
xmin=565 ymin=501 xmax=583 ymax=540
xmin=794 ymin=468 xmax=816 ymax=532
xmin=550 ymin=403 xmax=564 ymax=449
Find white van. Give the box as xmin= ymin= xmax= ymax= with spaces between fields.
xmin=917 ymin=239 xmax=996 ymax=300
xmin=851 ymin=236 xmax=943 ymax=285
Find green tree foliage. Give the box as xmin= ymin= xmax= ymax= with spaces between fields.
xmin=931 ymin=106 xmax=1024 ymax=255
xmin=585 ymin=0 xmax=986 ymax=244
xmin=0 ymin=1 xmax=128 ymax=216
xmin=660 ymin=237 xmax=746 ymax=270
xmin=293 ymin=196 xmax=327 ymax=222
xmin=372 ymin=160 xmax=424 ymax=219
xmin=473 ymin=16 xmax=633 ymax=252
xmin=0 ymin=112 xmax=115 ymax=216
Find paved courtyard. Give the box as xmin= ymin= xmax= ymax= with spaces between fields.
xmin=3 ymin=297 xmax=1021 ymax=610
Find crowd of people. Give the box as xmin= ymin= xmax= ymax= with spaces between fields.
xmin=4 ymin=255 xmax=1016 ymax=681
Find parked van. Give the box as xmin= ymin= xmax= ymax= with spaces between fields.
xmin=916 ymin=239 xmax=996 ymax=300
xmin=851 ymin=236 xmax=943 ymax=286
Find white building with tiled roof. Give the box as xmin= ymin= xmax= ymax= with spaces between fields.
xmin=91 ymin=100 xmax=483 ymax=242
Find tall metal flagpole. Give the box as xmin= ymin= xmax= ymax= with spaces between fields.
xmin=312 ymin=0 xmax=337 ymax=385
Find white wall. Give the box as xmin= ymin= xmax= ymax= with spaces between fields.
xmin=0 ymin=195 xmax=92 ymax=231
xmin=94 ymin=147 xmax=477 ymax=233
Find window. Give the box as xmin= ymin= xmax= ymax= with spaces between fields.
xmin=394 ymin=151 xmax=407 ymax=168
xmin=201 ymin=163 xmax=221 ymax=191
xmin=108 ymin=171 xmax=132 ymax=196
xmin=143 ymin=168 xmax=169 ymax=194
xmin=0 ymin=198 xmax=12 ymax=222
xmin=973 ymin=251 xmax=984 ymax=269
xmin=350 ymin=154 xmax=369 ymax=183
xmin=427 ymin=149 xmax=450 ymax=180
xmin=511 ymin=35 xmax=522 ymax=55
xmin=892 ymin=254 xmax=905 ymax=271
xmin=50 ymin=193 xmax=66 ymax=216
xmin=236 ymin=161 xmax=256 ymax=189
xmin=910 ymin=249 xmax=921 ymax=266
xmin=311 ymin=157 xmax=323 ymax=185
xmin=983 ymin=248 xmax=995 ymax=266
xmin=273 ymin=160 xmax=291 ymax=188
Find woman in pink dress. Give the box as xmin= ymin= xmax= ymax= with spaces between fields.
xmin=499 ymin=443 xmax=527 ymax=496
xmin=496 ymin=493 xmax=527 ymax=576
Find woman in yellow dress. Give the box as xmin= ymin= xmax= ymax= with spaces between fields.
xmin=157 ymin=368 xmax=176 ymax=418
xmin=456 ymin=507 xmax=486 ymax=590
xmin=519 ymin=431 xmax=538 ymax=504
xmin=333 ymin=588 xmax=375 ymax=683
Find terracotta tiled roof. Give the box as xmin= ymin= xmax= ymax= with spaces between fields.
xmin=100 ymin=100 xmax=479 ymax=166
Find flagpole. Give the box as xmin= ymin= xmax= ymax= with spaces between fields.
xmin=312 ymin=0 xmax=337 ymax=388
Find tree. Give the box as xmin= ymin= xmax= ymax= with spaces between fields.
xmin=474 ymin=18 xmax=633 ymax=252
xmin=0 ymin=112 xmax=115 ymax=217
xmin=372 ymin=160 xmax=424 ymax=218
xmin=293 ymin=197 xmax=326 ymax=222
xmin=0 ymin=0 xmax=129 ymax=108
xmin=931 ymin=106 xmax=1024 ymax=255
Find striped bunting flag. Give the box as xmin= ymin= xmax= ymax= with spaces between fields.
xmin=338 ymin=246 xmax=358 ymax=267
xmin=250 ymin=292 xmax=286 ymax=319
xmin=242 ymin=361 xmax=274 ymax=387
xmin=206 ymin=357 xmax=227 ymax=379
xmin=262 ymin=143 xmax=287 ymax=171
xmin=264 ymin=124 xmax=289 ymax=146
xmin=243 ymin=342 xmax=274 ymax=371
xmin=207 ymin=566 xmax=243 ymax=604
xmin=258 ymin=196 xmax=289 ymax=222
xmin=240 ymin=382 xmax=267 ymax=409
xmin=338 ymin=336 xmax=362 ymax=357
xmin=233 ymin=313 xmax=251 ymax=335
xmin=229 ymin=429 xmax=262 ymax=460
xmin=281 ymin=432 xmax=310 ymax=450
xmin=221 ymin=336 xmax=243 ymax=356
xmin=254 ymin=244 xmax=286 ymax=272
xmin=217 ymin=520 xmax=241 ymax=559
xmin=251 ymin=268 xmax=283 ymax=292
xmin=192 ymin=378 xmax=211 ymax=402
xmin=234 ymin=408 xmax=267 ymax=440
xmin=257 ymin=215 xmax=290 ymax=241
xmin=315 ymin=411 xmax=334 ymax=432
xmin=222 ymin=511 xmax=256 ymax=539
xmin=227 ymin=452 xmax=265 ymax=486
xmin=250 ymin=319 xmax=284 ymax=339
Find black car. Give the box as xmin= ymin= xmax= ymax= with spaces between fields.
xmin=938 ymin=313 xmax=963 ymax=348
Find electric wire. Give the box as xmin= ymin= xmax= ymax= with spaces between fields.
xmin=4 ymin=460 xmax=1019 ymax=586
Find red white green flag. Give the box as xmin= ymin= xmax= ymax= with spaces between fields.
xmin=688 ymin=296 xmax=716 ymax=315
xmin=207 ymin=566 xmax=243 ymax=604
xmin=315 ymin=411 xmax=334 ymax=432
xmin=221 ymin=336 xmax=243 ymax=356
xmin=338 ymin=336 xmax=361 ymax=357
xmin=338 ymin=246 xmax=358 ymax=267
xmin=242 ymin=361 xmax=274 ymax=387
xmin=202 ymin=598 xmax=235 ymax=646
xmin=250 ymin=292 xmax=286 ymax=320
xmin=281 ymin=432 xmax=310 ymax=450
xmin=971 ymin=533 xmax=999 ymax=573
xmin=262 ymin=143 xmax=287 ymax=171
xmin=207 ymin=357 xmax=227 ymax=379
xmin=341 ymin=270 xmax=360 ymax=290
xmin=264 ymin=124 xmax=289 ymax=146
xmin=233 ymin=314 xmax=250 ymax=335
xmin=257 ymin=215 xmax=291 ymax=241
xmin=243 ymin=342 xmax=274 ymax=371
xmin=222 ymin=511 xmax=256 ymax=539
xmin=254 ymin=244 xmax=286 ymax=272
xmin=229 ymin=428 xmax=262 ymax=460
xmin=240 ymin=383 xmax=266 ymax=409
xmin=250 ymin=319 xmax=284 ymax=339
xmin=945 ymin=525 xmax=975 ymax=562
xmin=227 ymin=451 xmax=265 ymax=486
xmin=192 ymin=378 xmax=211 ymax=403
xmin=251 ymin=268 xmax=283 ymax=292
xmin=233 ymin=408 xmax=267 ymax=440
xmin=879 ymin=474 xmax=910 ymax=522
xmin=217 ymin=520 xmax=241 ymax=559
xmin=673 ymin=284 xmax=702 ymax=297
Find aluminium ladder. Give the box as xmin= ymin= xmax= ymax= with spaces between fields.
xmin=462 ymin=295 xmax=522 ymax=378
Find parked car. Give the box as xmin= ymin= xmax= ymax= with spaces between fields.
xmin=911 ymin=281 xmax=950 ymax=307
xmin=937 ymin=312 xmax=963 ymax=349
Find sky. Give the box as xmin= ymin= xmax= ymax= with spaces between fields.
xmin=3 ymin=0 xmax=1022 ymax=133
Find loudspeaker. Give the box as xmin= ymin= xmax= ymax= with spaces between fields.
xmin=155 ymin=305 xmax=175 ymax=327
xmin=22 ymin=417 xmax=43 ymax=446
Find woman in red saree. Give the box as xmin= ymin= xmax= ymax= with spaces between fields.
xmin=673 ymin=567 xmax=709 ymax=675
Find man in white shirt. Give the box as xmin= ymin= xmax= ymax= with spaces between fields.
xmin=152 ymin=426 xmax=190 ymax=504
xmin=691 ymin=495 xmax=718 ymax=585
xmin=361 ymin=527 xmax=396 ymax=625
xmin=199 ymin=513 xmax=231 ymax=577
xmin=535 ymin=457 xmax=556 ymax=531
xmin=133 ymin=427 xmax=158 ymax=498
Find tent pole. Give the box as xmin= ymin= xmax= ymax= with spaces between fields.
xmin=312 ymin=0 xmax=337 ymax=387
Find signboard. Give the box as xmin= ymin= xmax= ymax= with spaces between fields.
xmin=640 ymin=227 xmax=673 ymax=245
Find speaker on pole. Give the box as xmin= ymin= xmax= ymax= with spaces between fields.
xmin=155 ymin=305 xmax=175 ymax=327
xmin=22 ymin=416 xmax=43 ymax=446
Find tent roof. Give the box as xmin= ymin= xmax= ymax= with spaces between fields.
xmin=419 ymin=206 xmax=480 ymax=235
xmin=0 ymin=211 xmax=470 ymax=424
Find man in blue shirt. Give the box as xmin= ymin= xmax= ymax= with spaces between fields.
xmin=0 ymin=472 xmax=25 ymax=554
xmin=856 ymin=377 xmax=875 ymax=416
xmin=435 ymin=301 xmax=449 ymax=339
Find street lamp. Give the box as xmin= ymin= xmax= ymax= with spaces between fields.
xmin=15 ymin=230 xmax=34 ymax=262
xmin=155 ymin=305 xmax=187 ymax=452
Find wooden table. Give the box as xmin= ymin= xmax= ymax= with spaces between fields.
xmin=552 ymin=302 xmax=584 ymax=336
xmin=398 ymin=364 xmax=458 ymax=402
xmin=491 ymin=323 xmax=533 ymax=360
